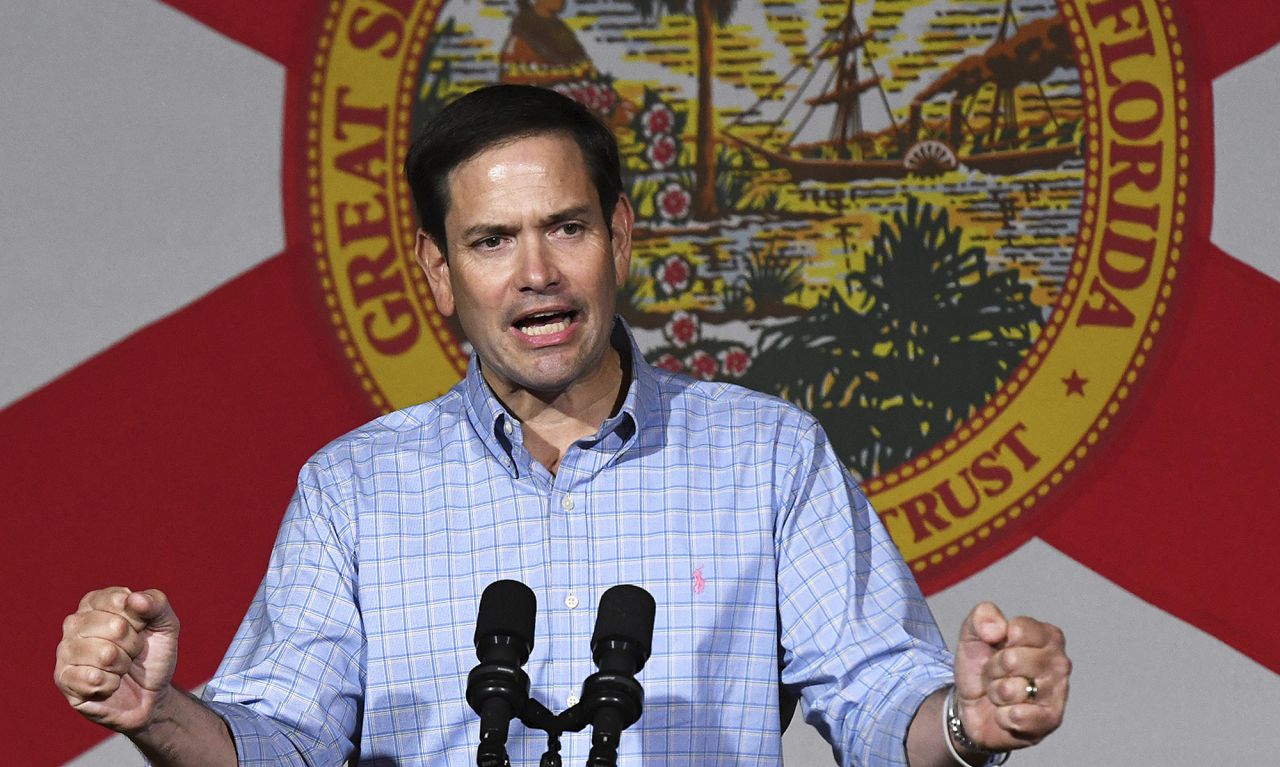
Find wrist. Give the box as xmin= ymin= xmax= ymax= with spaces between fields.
xmin=943 ymin=686 xmax=1009 ymax=767
xmin=114 ymin=683 xmax=177 ymax=737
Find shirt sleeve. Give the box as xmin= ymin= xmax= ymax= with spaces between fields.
xmin=199 ymin=461 xmax=365 ymax=765
xmin=775 ymin=416 xmax=953 ymax=767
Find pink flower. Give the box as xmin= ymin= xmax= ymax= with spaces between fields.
xmin=656 ymin=255 xmax=693 ymax=296
xmin=583 ymin=82 xmax=607 ymax=112
xmin=719 ymin=346 xmax=751 ymax=378
xmin=686 ymin=350 xmax=718 ymax=380
xmin=646 ymin=134 xmax=678 ymax=170
xmin=656 ymin=182 xmax=691 ymax=221
xmin=665 ymin=310 xmax=700 ymax=348
xmin=654 ymin=353 xmax=683 ymax=373
xmin=641 ymin=103 xmax=675 ymax=138
xmin=597 ymin=86 xmax=617 ymax=113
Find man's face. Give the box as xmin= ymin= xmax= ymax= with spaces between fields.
xmin=416 ymin=132 xmax=632 ymax=400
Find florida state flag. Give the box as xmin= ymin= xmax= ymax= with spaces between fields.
xmin=5 ymin=0 xmax=1277 ymax=763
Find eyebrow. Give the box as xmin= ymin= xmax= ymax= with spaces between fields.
xmin=456 ymin=205 xmax=596 ymax=244
xmin=540 ymin=205 xmax=594 ymax=227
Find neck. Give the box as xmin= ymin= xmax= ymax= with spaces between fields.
xmin=488 ymin=346 xmax=628 ymax=475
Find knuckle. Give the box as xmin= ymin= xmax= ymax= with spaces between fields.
xmin=107 ymin=615 xmax=130 ymax=641
xmin=1011 ymin=616 xmax=1046 ymax=643
xmin=80 ymin=586 xmax=125 ymax=611
xmin=997 ymin=676 xmax=1019 ymax=700
xmin=1007 ymin=704 xmax=1033 ymax=730
xmin=85 ymin=667 xmax=104 ymax=688
xmin=96 ymin=642 xmax=118 ymax=668
xmin=86 ymin=668 xmax=120 ymax=697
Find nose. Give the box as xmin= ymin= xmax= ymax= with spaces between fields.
xmin=516 ymin=237 xmax=561 ymax=293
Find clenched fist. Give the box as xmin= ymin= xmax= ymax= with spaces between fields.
xmin=953 ymin=601 xmax=1071 ymax=752
xmin=54 ymin=587 xmax=180 ymax=734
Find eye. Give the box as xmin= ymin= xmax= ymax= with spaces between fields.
xmin=559 ymin=222 xmax=584 ymax=236
xmin=476 ymin=235 xmax=504 ymax=250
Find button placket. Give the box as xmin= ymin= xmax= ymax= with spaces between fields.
xmin=544 ymin=484 xmax=577 ymax=728
xmin=555 ymin=474 xmax=594 ymax=733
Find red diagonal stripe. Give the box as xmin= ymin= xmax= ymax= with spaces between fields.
xmin=1040 ymin=0 xmax=1280 ymax=674
xmin=1040 ymin=237 xmax=1280 ymax=674
xmin=2 ymin=251 xmax=372 ymax=762
xmin=160 ymin=0 xmax=314 ymax=67
xmin=1180 ymin=0 xmax=1280 ymax=78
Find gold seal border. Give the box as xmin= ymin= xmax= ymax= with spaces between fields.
xmin=307 ymin=0 xmax=465 ymax=415
xmin=876 ymin=0 xmax=1191 ymax=574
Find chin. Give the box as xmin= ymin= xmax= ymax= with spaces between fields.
xmin=520 ymin=370 xmax=584 ymax=394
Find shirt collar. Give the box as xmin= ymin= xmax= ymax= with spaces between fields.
xmin=460 ymin=316 xmax=658 ymax=472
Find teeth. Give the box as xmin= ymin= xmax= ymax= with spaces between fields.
xmin=519 ymin=316 xmax=570 ymax=337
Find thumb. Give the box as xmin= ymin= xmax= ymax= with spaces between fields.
xmin=958 ymin=601 xmax=1007 ymax=648
xmin=124 ymin=589 xmax=180 ymax=635
xmin=954 ymin=602 xmax=1007 ymax=697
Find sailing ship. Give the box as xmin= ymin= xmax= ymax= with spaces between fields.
xmin=725 ymin=0 xmax=1082 ymax=181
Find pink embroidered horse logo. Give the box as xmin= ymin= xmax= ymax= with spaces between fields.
xmin=692 ymin=566 xmax=706 ymax=595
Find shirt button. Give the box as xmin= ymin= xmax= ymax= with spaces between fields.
xmin=567 ymin=693 xmax=580 ymax=707
xmin=503 ymin=421 xmax=513 ymax=436
xmin=565 ymin=593 xmax=579 ymax=609
xmin=561 ymin=495 xmax=574 ymax=511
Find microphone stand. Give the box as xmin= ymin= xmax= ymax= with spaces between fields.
xmin=515 ymin=663 xmax=644 ymax=767
xmin=518 ymin=698 xmax=568 ymax=767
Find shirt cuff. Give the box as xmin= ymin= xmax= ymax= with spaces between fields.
xmin=873 ymin=671 xmax=956 ymax=767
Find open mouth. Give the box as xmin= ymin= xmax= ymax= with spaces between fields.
xmin=514 ymin=310 xmax=577 ymax=337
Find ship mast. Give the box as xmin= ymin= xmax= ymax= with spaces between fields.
xmin=983 ymin=0 xmax=1019 ymax=149
xmin=808 ymin=0 xmax=880 ymax=157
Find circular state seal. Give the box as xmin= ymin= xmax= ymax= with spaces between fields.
xmin=302 ymin=0 xmax=1191 ymax=589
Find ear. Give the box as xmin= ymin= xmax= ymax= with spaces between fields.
xmin=415 ymin=229 xmax=455 ymax=317
xmin=609 ymin=194 xmax=634 ymax=288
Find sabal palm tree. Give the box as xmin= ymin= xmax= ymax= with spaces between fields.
xmin=629 ymin=0 xmax=737 ymax=220
xmin=743 ymin=198 xmax=1042 ymax=478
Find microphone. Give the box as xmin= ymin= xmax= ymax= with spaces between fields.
xmin=581 ymin=585 xmax=655 ymax=767
xmin=468 ymin=580 xmax=538 ymax=767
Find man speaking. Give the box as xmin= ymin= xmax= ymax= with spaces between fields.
xmin=54 ymin=85 xmax=1069 ymax=766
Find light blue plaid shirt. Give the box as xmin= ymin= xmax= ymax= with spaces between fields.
xmin=203 ymin=319 xmax=954 ymax=766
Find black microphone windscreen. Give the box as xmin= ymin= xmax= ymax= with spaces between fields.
xmin=591 ymin=584 xmax=656 ymax=663
xmin=474 ymin=579 xmax=537 ymax=654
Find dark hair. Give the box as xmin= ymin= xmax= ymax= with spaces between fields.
xmin=404 ymin=85 xmax=624 ymax=252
